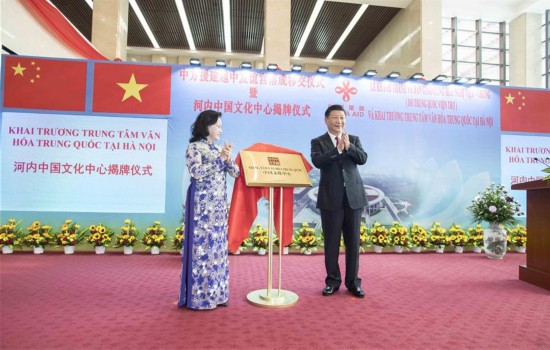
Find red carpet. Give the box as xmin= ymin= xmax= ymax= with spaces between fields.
xmin=1 ymin=251 xmax=549 ymax=350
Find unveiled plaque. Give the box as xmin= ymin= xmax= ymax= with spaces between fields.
xmin=240 ymin=151 xmax=312 ymax=187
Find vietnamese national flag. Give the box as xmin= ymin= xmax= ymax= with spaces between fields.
xmin=500 ymin=88 xmax=550 ymax=133
xmin=2 ymin=56 xmax=87 ymax=111
xmin=92 ymin=63 xmax=171 ymax=115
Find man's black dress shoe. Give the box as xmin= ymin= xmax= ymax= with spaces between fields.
xmin=348 ymin=287 xmax=365 ymax=298
xmin=322 ymin=286 xmax=339 ymax=296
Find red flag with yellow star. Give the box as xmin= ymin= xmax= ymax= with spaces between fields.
xmin=2 ymin=56 xmax=87 ymax=111
xmin=500 ymin=87 xmax=550 ymax=133
xmin=92 ymin=63 xmax=171 ymax=114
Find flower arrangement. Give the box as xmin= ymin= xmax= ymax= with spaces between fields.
xmin=171 ymin=222 xmax=184 ymax=251
xmin=429 ymin=222 xmax=449 ymax=248
xmin=467 ymin=224 xmax=484 ymax=247
xmin=0 ymin=219 xmax=23 ymax=250
xmin=507 ymin=224 xmax=527 ymax=248
xmin=22 ymin=221 xmax=53 ymax=248
xmin=448 ymin=223 xmax=469 ymax=247
xmin=292 ymin=222 xmax=318 ymax=254
xmin=114 ymin=219 xmax=140 ymax=248
xmin=86 ymin=224 xmax=114 ymax=247
xmin=250 ymin=224 xmax=269 ymax=252
xmin=55 ymin=220 xmax=87 ymax=246
xmin=409 ymin=223 xmax=429 ymax=248
xmin=142 ymin=221 xmax=167 ymax=249
xmin=359 ymin=223 xmax=371 ymax=252
xmin=467 ymin=183 xmax=523 ymax=226
xmin=389 ymin=221 xmax=410 ymax=247
xmin=369 ymin=222 xmax=391 ymax=247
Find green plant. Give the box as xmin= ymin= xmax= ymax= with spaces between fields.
xmin=388 ymin=221 xmax=410 ymax=248
xmin=507 ymin=224 xmax=527 ymax=247
xmin=467 ymin=183 xmax=523 ymax=226
xmin=429 ymin=222 xmax=449 ymax=248
xmin=172 ymin=222 xmax=184 ymax=250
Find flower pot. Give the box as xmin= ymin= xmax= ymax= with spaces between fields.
xmin=180 ymin=248 xmax=184 ymax=255
xmin=434 ymin=246 xmax=445 ymax=254
xmin=257 ymin=248 xmax=266 ymax=255
xmin=302 ymin=250 xmax=312 ymax=255
xmin=63 ymin=246 xmax=75 ymax=254
xmin=454 ymin=246 xmax=464 ymax=254
xmin=95 ymin=246 xmax=106 ymax=254
xmin=484 ymin=222 xmax=507 ymax=259
xmin=411 ymin=246 xmax=422 ymax=253
xmin=233 ymin=248 xmax=241 ymax=255
xmin=515 ymin=246 xmax=526 ymax=253
xmin=471 ymin=246 xmax=482 ymax=253
xmin=2 ymin=246 xmax=13 ymax=254
xmin=151 ymin=246 xmax=160 ymax=255
xmin=393 ymin=246 xmax=403 ymax=254
xmin=373 ymin=245 xmax=383 ymax=253
xmin=283 ymin=246 xmax=289 ymax=255
xmin=123 ymin=246 xmax=133 ymax=255
xmin=33 ymin=247 xmax=44 ymax=254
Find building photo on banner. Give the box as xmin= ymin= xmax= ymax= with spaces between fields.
xmin=1 ymin=55 xmax=549 ymax=241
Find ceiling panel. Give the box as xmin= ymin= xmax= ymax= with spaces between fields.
xmin=48 ymin=0 xmax=401 ymax=61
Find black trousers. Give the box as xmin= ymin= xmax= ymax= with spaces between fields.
xmin=320 ymin=193 xmax=362 ymax=290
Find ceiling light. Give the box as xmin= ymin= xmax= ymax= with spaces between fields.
xmin=326 ymin=4 xmax=368 ymax=60
xmin=129 ymin=0 xmax=160 ymax=49
xmin=476 ymin=78 xmax=491 ymax=85
xmin=340 ymin=68 xmax=352 ymax=75
xmin=364 ymin=70 xmax=377 ymax=77
xmin=432 ymin=74 xmax=447 ymax=82
xmin=409 ymin=72 xmax=424 ymax=80
xmin=222 ymin=0 xmax=231 ymax=52
xmin=316 ymin=66 xmax=328 ymax=74
xmin=453 ymin=77 xmax=471 ymax=84
xmin=216 ymin=60 xmax=226 ymax=67
xmin=294 ymin=0 xmax=324 ymax=58
xmin=189 ymin=58 xmax=201 ymax=66
xmin=387 ymin=71 xmax=400 ymax=78
xmin=241 ymin=62 xmax=252 ymax=69
xmin=291 ymin=65 xmax=302 ymax=72
xmin=175 ymin=0 xmax=195 ymax=51
xmin=266 ymin=63 xmax=278 ymax=71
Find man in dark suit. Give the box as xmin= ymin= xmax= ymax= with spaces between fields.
xmin=310 ymin=104 xmax=368 ymax=298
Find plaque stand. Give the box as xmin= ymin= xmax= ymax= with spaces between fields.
xmin=246 ymin=187 xmax=299 ymax=308
xmin=238 ymin=150 xmax=311 ymax=308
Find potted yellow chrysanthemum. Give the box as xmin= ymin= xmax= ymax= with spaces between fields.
xmin=86 ymin=223 xmax=114 ymax=254
xmin=1 ymin=218 xmax=23 ymax=254
xmin=142 ymin=221 xmax=166 ymax=254
xmin=467 ymin=224 xmax=484 ymax=253
xmin=429 ymin=222 xmax=449 ymax=253
xmin=293 ymin=222 xmax=318 ymax=255
xmin=388 ymin=221 xmax=410 ymax=253
xmin=448 ymin=223 xmax=469 ymax=253
xmin=23 ymin=221 xmax=53 ymax=254
xmin=114 ymin=219 xmax=140 ymax=255
xmin=370 ymin=221 xmax=390 ymax=253
xmin=410 ymin=223 xmax=429 ymax=253
xmin=55 ymin=219 xmax=87 ymax=254
xmin=507 ymin=224 xmax=527 ymax=253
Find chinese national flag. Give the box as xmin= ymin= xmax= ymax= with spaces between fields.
xmin=3 ymin=56 xmax=87 ymax=111
xmin=500 ymin=88 xmax=550 ymax=133
xmin=92 ymin=63 xmax=171 ymax=114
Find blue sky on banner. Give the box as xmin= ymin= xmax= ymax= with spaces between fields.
xmin=171 ymin=66 xmax=501 ymax=228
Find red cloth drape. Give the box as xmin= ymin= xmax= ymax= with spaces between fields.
xmin=227 ymin=143 xmax=313 ymax=252
xmin=21 ymin=0 xmax=107 ymax=60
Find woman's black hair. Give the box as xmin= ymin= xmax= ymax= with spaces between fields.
xmin=189 ymin=110 xmax=222 ymax=142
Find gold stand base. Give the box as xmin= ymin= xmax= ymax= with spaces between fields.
xmin=246 ymin=289 xmax=299 ymax=308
